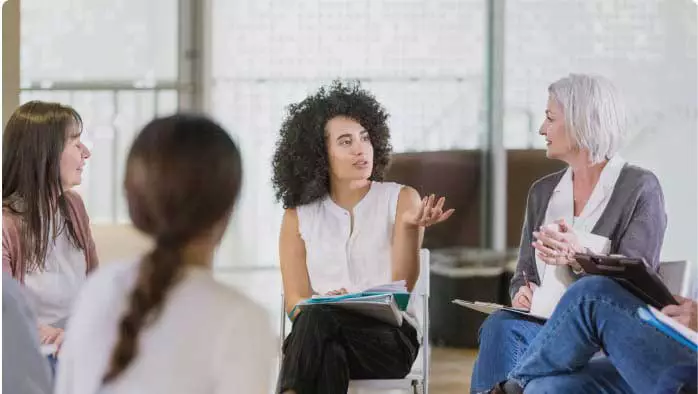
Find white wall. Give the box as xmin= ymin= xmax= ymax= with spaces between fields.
xmin=505 ymin=0 xmax=697 ymax=270
xmin=623 ymin=117 xmax=698 ymax=289
xmin=211 ymin=0 xmax=697 ymax=268
xmin=19 ymin=0 xmax=697 ymax=272
xmin=20 ymin=0 xmax=179 ymax=223
xmin=211 ymin=0 xmax=488 ymax=268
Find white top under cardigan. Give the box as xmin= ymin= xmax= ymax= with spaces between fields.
xmin=54 ymin=261 xmax=275 ymax=394
xmin=531 ymin=155 xmax=626 ymax=318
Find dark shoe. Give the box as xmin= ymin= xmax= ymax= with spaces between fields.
xmin=478 ymin=380 xmax=524 ymax=394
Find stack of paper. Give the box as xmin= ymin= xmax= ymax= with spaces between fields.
xmin=299 ymin=281 xmax=409 ymax=326
xmin=361 ymin=280 xmax=408 ymax=293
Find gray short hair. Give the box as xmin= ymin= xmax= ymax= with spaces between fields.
xmin=548 ymin=74 xmax=627 ymax=164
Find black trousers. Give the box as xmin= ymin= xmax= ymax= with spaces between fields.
xmin=277 ymin=305 xmax=420 ymax=394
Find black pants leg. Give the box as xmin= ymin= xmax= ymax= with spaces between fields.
xmin=278 ymin=305 xmax=419 ymax=394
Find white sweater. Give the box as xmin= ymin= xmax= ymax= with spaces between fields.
xmin=55 ymin=261 xmax=274 ymax=394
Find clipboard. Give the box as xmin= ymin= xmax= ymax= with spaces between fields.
xmin=299 ymin=293 xmax=404 ymax=326
xmin=451 ymin=300 xmax=547 ymax=321
xmin=574 ymin=254 xmax=678 ymax=309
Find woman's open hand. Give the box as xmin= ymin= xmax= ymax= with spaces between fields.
xmin=400 ymin=194 xmax=454 ymax=228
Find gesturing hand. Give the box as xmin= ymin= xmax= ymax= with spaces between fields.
xmin=401 ymin=194 xmax=454 ymax=228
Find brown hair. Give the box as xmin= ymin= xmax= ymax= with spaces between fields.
xmin=102 ymin=114 xmax=242 ymax=383
xmin=2 ymin=101 xmax=84 ymax=273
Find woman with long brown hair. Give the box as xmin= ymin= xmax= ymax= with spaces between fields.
xmin=55 ymin=115 xmax=274 ymax=393
xmin=2 ymin=100 xmax=97 ymax=353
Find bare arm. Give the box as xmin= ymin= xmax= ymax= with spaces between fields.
xmin=391 ymin=186 xmax=424 ymax=292
xmin=279 ymin=209 xmax=313 ymax=318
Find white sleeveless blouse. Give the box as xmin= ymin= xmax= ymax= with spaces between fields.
xmin=297 ymin=182 xmax=421 ymax=334
xmin=297 ymin=181 xmax=402 ymax=294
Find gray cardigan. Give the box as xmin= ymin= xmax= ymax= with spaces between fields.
xmin=509 ymin=164 xmax=667 ymax=300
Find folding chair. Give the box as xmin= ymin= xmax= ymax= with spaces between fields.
xmin=658 ymin=260 xmax=691 ymax=297
xmin=278 ymin=249 xmax=431 ymax=394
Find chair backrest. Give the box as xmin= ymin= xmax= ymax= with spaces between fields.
xmin=419 ymin=248 xmax=431 ymax=295
xmin=408 ymin=249 xmax=430 ymax=327
xmin=658 ymin=260 xmax=691 ymax=297
xmin=407 ymin=249 xmax=430 ymax=380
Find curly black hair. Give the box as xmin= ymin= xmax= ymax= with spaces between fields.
xmin=271 ymin=80 xmax=392 ymax=209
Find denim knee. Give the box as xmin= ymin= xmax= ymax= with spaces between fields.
xmin=478 ymin=311 xmax=530 ymax=348
xmin=565 ymin=276 xmax=622 ymax=300
xmin=478 ymin=311 xmax=510 ymax=345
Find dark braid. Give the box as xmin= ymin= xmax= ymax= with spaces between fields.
xmin=102 ymin=242 xmax=183 ymax=383
xmin=100 ymin=114 xmax=242 ymax=385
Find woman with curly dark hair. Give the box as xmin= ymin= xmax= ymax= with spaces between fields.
xmin=273 ymin=81 xmax=454 ymax=393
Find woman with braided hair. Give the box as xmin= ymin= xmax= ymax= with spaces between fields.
xmin=55 ymin=115 xmax=275 ymax=393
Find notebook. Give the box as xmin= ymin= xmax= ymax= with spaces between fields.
xmin=637 ymin=305 xmax=697 ymax=352
xmin=298 ymin=281 xmax=410 ymax=326
xmin=452 ymin=299 xmax=547 ymax=321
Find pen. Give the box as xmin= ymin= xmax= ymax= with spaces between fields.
xmin=523 ymin=271 xmax=530 ymax=288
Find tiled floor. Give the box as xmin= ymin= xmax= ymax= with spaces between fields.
xmin=215 ymin=268 xmax=477 ymax=393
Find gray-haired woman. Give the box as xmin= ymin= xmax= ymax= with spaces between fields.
xmin=471 ymin=74 xmax=667 ymax=393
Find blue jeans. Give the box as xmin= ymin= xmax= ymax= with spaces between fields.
xmin=470 ymin=310 xmax=543 ymax=392
xmin=509 ymin=276 xmax=697 ymax=394
xmin=654 ymin=364 xmax=698 ymax=394
xmin=522 ymin=359 xmax=631 ymax=394
xmin=470 ymin=309 xmax=628 ymax=393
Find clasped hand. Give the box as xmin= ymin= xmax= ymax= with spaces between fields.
xmin=532 ymin=219 xmax=584 ymax=267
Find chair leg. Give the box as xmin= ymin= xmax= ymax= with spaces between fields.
xmin=411 ymin=379 xmax=427 ymax=394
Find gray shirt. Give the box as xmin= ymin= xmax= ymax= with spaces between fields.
xmin=2 ymin=273 xmax=52 ymax=394
xmin=510 ymin=164 xmax=667 ymax=300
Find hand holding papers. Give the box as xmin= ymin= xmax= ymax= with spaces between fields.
xmin=298 ymin=281 xmax=410 ymax=326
